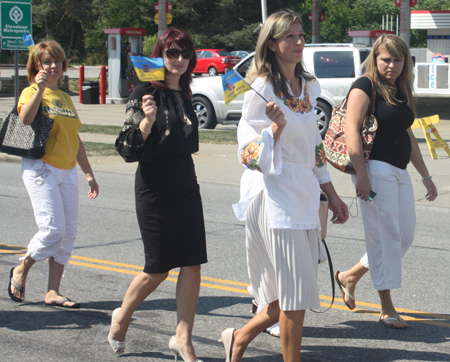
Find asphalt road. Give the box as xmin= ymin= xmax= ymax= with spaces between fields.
xmin=1 ymin=161 xmax=449 ymax=362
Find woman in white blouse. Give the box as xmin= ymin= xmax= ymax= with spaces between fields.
xmin=219 ymin=10 xmax=349 ymax=362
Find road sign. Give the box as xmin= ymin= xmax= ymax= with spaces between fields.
xmin=1 ymin=37 xmax=26 ymax=50
xmin=395 ymin=0 xmax=417 ymax=7
xmin=1 ymin=1 xmax=32 ymax=40
xmin=308 ymin=12 xmax=325 ymax=23
xmin=154 ymin=1 xmax=172 ymax=13
xmin=154 ymin=13 xmax=173 ymax=25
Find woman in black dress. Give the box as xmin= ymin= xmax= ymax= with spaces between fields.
xmin=111 ymin=28 xmax=207 ymax=362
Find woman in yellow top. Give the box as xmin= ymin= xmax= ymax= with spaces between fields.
xmin=7 ymin=39 xmax=99 ymax=308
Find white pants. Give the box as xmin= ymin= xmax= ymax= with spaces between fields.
xmin=246 ymin=191 xmax=320 ymax=311
xmin=352 ymin=160 xmax=416 ymax=291
xmin=21 ymin=159 xmax=79 ymax=265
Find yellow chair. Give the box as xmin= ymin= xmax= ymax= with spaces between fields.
xmin=411 ymin=115 xmax=450 ymax=160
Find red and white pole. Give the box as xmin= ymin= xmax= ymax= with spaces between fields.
xmin=100 ymin=65 xmax=106 ymax=104
xmin=79 ymin=65 xmax=85 ymax=104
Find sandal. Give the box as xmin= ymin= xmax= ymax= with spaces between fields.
xmin=8 ymin=267 xmax=25 ymax=303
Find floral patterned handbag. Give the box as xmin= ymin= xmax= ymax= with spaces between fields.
xmin=323 ymin=75 xmax=378 ymax=174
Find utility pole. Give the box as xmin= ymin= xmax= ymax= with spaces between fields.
xmin=261 ymin=0 xmax=267 ymax=23
xmin=399 ymin=0 xmax=411 ymax=47
xmin=312 ymin=0 xmax=320 ymax=44
xmin=158 ymin=0 xmax=167 ymax=37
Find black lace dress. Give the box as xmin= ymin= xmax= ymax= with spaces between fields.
xmin=116 ymin=83 xmax=207 ymax=274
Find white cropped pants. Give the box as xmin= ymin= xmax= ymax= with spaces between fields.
xmin=21 ymin=159 xmax=79 ymax=265
xmin=352 ymin=160 xmax=416 ymax=291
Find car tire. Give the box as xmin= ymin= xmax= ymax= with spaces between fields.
xmin=192 ymin=96 xmax=217 ymax=129
xmin=315 ymin=100 xmax=331 ymax=138
xmin=208 ymin=67 xmax=218 ymax=77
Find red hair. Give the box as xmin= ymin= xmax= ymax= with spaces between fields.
xmin=150 ymin=28 xmax=197 ymax=99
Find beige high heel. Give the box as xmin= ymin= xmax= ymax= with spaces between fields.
xmin=107 ymin=307 xmax=125 ymax=354
xmin=168 ymin=335 xmax=203 ymax=362
xmin=218 ymin=328 xmax=235 ymax=362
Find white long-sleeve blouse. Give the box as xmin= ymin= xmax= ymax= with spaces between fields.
xmin=232 ymin=76 xmax=331 ymax=230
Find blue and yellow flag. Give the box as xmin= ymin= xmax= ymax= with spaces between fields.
xmin=129 ymin=56 xmax=165 ymax=82
xmin=22 ymin=33 xmax=38 ymax=56
xmin=222 ymin=70 xmax=252 ymax=105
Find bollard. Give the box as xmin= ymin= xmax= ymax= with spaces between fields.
xmin=79 ymin=65 xmax=85 ymax=104
xmin=100 ymin=65 xmax=106 ymax=104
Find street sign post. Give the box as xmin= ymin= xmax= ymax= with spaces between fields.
xmin=1 ymin=0 xmax=33 ymax=102
xmin=1 ymin=1 xmax=32 ymax=50
xmin=154 ymin=13 xmax=173 ymax=25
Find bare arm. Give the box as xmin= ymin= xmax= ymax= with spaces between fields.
xmin=18 ymin=70 xmax=48 ymax=125
xmin=320 ymin=182 xmax=349 ymax=224
xmin=407 ymin=128 xmax=438 ymax=202
xmin=76 ymin=135 xmax=99 ymax=199
xmin=138 ymin=94 xmax=157 ymax=142
xmin=345 ymin=88 xmax=372 ymax=201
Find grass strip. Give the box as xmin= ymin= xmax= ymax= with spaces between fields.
xmin=79 ymin=124 xmax=238 ymax=145
xmin=199 ymin=130 xmax=237 ymax=145
xmin=79 ymin=124 xmax=122 ymax=135
xmin=83 ymin=142 xmax=118 ymax=157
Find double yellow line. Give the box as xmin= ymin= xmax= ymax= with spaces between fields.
xmin=2 ymin=243 xmax=449 ymax=328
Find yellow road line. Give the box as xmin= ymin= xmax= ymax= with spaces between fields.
xmin=2 ymin=243 xmax=448 ymax=328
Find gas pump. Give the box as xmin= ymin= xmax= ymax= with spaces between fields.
xmin=104 ymin=28 xmax=146 ymax=103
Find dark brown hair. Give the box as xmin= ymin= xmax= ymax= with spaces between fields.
xmin=150 ymin=28 xmax=197 ymax=99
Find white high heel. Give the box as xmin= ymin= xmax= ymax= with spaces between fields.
xmin=218 ymin=328 xmax=235 ymax=362
xmin=168 ymin=335 xmax=203 ymax=362
xmin=108 ymin=307 xmax=125 ymax=354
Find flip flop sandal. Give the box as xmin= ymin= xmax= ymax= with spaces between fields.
xmin=334 ymin=271 xmax=355 ymax=310
xmin=379 ymin=317 xmax=409 ymax=329
xmin=45 ymin=297 xmax=81 ymax=309
xmin=8 ymin=267 xmax=25 ymax=303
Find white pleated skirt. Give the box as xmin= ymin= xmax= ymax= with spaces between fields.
xmin=246 ymin=191 xmax=320 ymax=311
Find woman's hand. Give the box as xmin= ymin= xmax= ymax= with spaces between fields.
xmin=142 ymin=94 xmax=157 ymax=126
xmin=328 ymin=194 xmax=349 ymax=224
xmin=86 ymin=175 xmax=99 ymax=199
xmin=35 ymin=70 xmax=49 ymax=92
xmin=266 ymin=102 xmax=287 ymax=128
xmin=355 ymin=174 xmax=371 ymax=202
xmin=423 ymin=178 xmax=438 ymax=202
xmin=266 ymin=102 xmax=286 ymax=145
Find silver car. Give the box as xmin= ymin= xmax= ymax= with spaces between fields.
xmin=191 ymin=44 xmax=371 ymax=137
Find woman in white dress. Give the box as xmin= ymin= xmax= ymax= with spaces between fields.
xmin=220 ymin=10 xmax=349 ymax=362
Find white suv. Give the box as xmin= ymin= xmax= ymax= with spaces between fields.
xmin=191 ymin=44 xmax=370 ymax=136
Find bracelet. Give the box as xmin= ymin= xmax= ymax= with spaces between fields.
xmin=421 ymin=175 xmax=432 ymax=181
xmin=139 ymin=126 xmax=150 ymax=135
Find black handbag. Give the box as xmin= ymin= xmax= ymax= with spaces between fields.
xmin=0 ymin=102 xmax=54 ymax=159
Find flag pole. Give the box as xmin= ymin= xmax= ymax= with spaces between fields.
xmin=233 ymin=70 xmax=268 ymax=103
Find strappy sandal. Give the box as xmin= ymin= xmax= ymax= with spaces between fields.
xmin=8 ymin=267 xmax=25 ymax=303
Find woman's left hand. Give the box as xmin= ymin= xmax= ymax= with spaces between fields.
xmin=87 ymin=176 xmax=99 ymax=199
xmin=423 ymin=178 xmax=437 ymax=202
xmin=328 ymin=195 xmax=349 ymax=224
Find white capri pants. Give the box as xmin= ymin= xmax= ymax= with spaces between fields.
xmin=245 ymin=191 xmax=320 ymax=311
xmin=352 ymin=160 xmax=416 ymax=291
xmin=21 ymin=158 xmax=79 ymax=265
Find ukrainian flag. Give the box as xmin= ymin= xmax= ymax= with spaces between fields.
xmin=222 ymin=70 xmax=252 ymax=105
xmin=22 ymin=33 xmax=38 ymax=56
xmin=129 ymin=56 xmax=165 ymax=82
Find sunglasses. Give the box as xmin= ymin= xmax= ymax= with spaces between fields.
xmin=164 ymin=48 xmax=193 ymax=60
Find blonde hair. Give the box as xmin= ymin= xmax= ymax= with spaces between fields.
xmin=246 ymin=9 xmax=314 ymax=100
xmin=361 ymin=34 xmax=416 ymax=115
xmin=27 ymin=40 xmax=68 ymax=87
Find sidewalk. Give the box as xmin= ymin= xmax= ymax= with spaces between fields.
xmin=1 ymin=98 xmax=449 ymax=208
